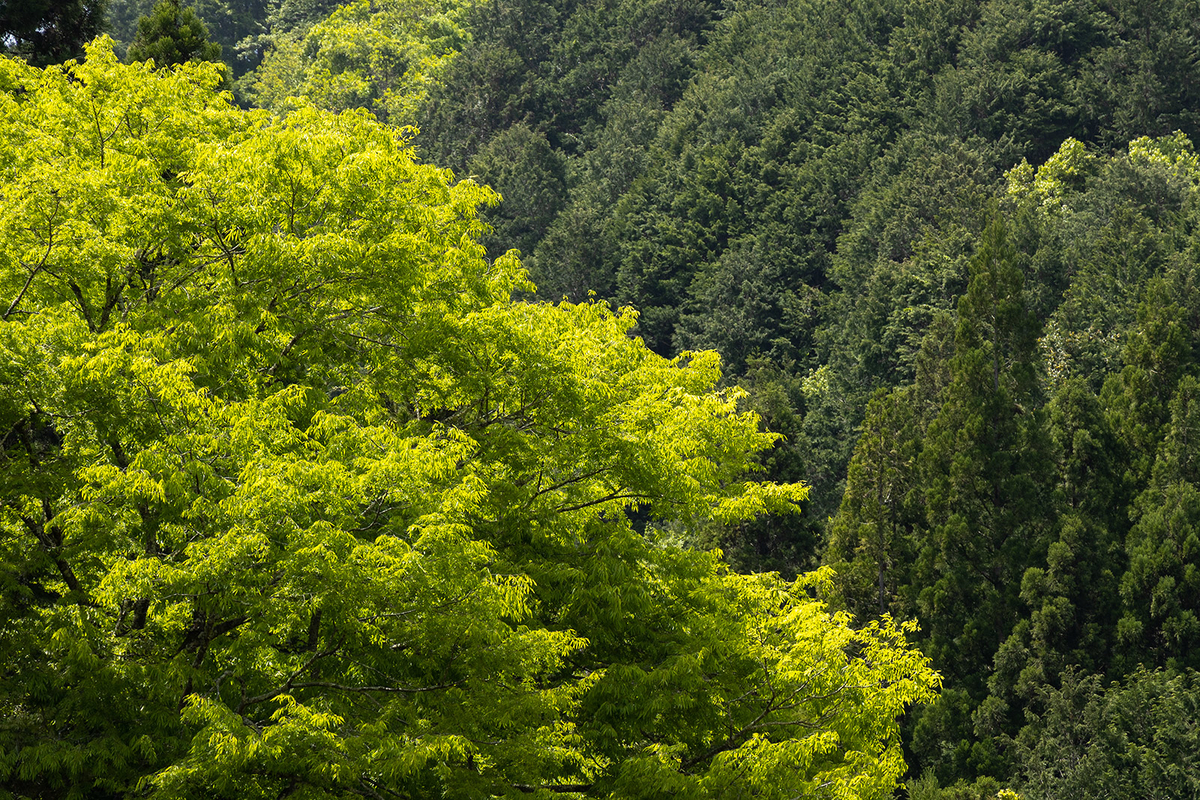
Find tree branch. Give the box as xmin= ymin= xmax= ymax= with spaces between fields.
xmin=556 ymin=492 xmax=656 ymax=514
xmin=512 ymin=784 xmax=593 ymax=794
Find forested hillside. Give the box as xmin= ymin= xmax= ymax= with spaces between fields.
xmin=5 ymin=0 xmax=1200 ymax=797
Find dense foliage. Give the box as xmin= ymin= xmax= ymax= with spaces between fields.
xmin=393 ymin=3 xmax=1200 ymax=793
xmin=0 ymin=0 xmax=109 ymax=66
xmin=127 ymin=0 xmax=224 ymax=68
xmin=16 ymin=0 xmax=1200 ymax=796
xmin=241 ymin=0 xmax=472 ymax=123
xmin=106 ymin=0 xmax=269 ymax=77
xmin=0 ymin=43 xmax=938 ymax=799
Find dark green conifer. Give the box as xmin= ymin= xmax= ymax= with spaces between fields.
xmin=918 ymin=213 xmax=1055 ymax=696
xmin=1119 ymin=375 xmax=1200 ymax=672
xmin=983 ymin=381 xmax=1127 ymax=755
xmin=827 ymin=385 xmax=923 ymax=621
xmin=128 ymin=0 xmax=222 ymax=68
xmin=0 ymin=0 xmax=108 ymax=66
xmin=1101 ymin=278 xmax=1194 ymax=488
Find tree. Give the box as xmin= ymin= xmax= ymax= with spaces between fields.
xmin=909 ymin=215 xmax=1056 ymax=784
xmin=128 ymin=0 xmax=223 ymax=68
xmin=917 ymin=214 xmax=1055 ymax=699
xmin=826 ymin=386 xmax=923 ymax=622
xmin=986 ymin=379 xmax=1125 ymax=702
xmin=1080 ymin=0 xmax=1200 ymax=149
xmin=241 ymin=0 xmax=470 ymax=123
xmin=828 ymin=131 xmax=1006 ymax=395
xmin=1101 ymin=278 xmax=1195 ymax=488
xmin=0 ymin=0 xmax=108 ymax=66
xmin=107 ymin=0 xmax=270 ymax=77
xmin=1118 ymin=375 xmax=1200 ymax=671
xmin=942 ymin=0 xmax=1108 ymax=163
xmin=0 ymin=42 xmax=939 ymax=799
xmin=1015 ymin=668 xmax=1200 ymax=800
xmin=467 ymin=123 xmax=568 ymax=258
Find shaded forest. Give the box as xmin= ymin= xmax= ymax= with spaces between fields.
xmin=7 ymin=0 xmax=1200 ymax=797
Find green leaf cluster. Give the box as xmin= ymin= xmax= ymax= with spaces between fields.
xmin=241 ymin=0 xmax=472 ymax=124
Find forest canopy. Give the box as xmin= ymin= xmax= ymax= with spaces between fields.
xmin=0 ymin=42 xmax=938 ymax=799
xmin=9 ymin=0 xmax=1200 ymax=796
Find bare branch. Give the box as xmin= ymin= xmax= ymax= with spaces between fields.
xmin=512 ymin=783 xmax=592 ymax=794
xmin=288 ymin=680 xmax=463 ymax=695
xmin=555 ymin=492 xmax=656 ymax=515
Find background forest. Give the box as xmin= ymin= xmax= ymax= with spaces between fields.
xmin=6 ymin=0 xmax=1200 ymax=798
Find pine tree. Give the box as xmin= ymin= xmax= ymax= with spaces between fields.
xmin=918 ymin=213 xmax=1055 ymax=697
xmin=128 ymin=0 xmax=222 ymax=68
xmin=0 ymin=0 xmax=107 ymax=66
xmin=827 ymin=385 xmax=924 ymax=621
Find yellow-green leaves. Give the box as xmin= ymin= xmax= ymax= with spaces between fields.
xmin=1006 ymin=134 xmax=1200 ymax=221
xmin=243 ymin=0 xmax=473 ymax=124
xmin=0 ymin=41 xmax=237 ymax=330
xmin=1005 ymin=137 xmax=1097 ymax=215
xmin=0 ymin=44 xmax=933 ymax=800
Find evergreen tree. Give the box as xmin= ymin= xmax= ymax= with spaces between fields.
xmin=108 ymin=0 xmax=270 ymax=76
xmin=0 ymin=0 xmax=108 ymax=66
xmin=918 ymin=214 xmax=1055 ymax=699
xmin=128 ymin=0 xmax=223 ymax=68
xmin=467 ymin=123 xmax=568 ymax=258
xmin=1082 ymin=0 xmax=1200 ymax=149
xmin=986 ymin=379 xmax=1127 ymax=711
xmin=827 ymin=385 xmax=924 ymax=622
xmin=1119 ymin=375 xmax=1200 ymax=671
xmin=1016 ymin=668 xmax=1200 ymax=800
xmin=1101 ymin=278 xmax=1194 ymax=489
xmin=941 ymin=0 xmax=1108 ymax=163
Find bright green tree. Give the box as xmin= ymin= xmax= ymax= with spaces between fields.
xmin=0 ymin=42 xmax=939 ymax=799
xmin=242 ymin=0 xmax=469 ymax=124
